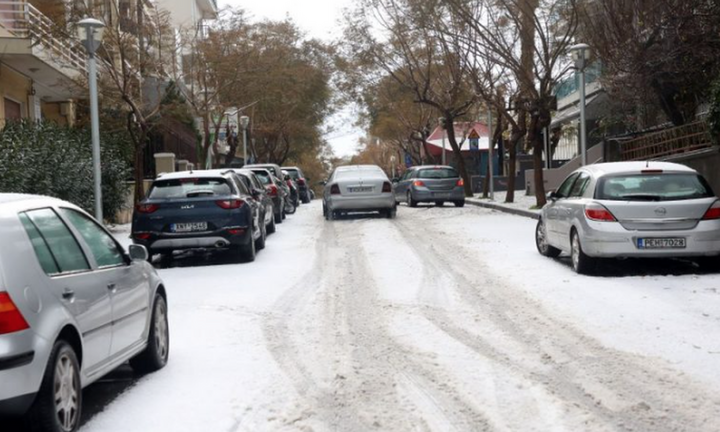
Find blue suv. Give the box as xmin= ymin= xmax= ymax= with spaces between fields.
xmin=132 ymin=170 xmax=264 ymax=262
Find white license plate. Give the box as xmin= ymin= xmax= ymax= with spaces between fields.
xmin=171 ymin=222 xmax=208 ymax=233
xmin=348 ymin=187 xmax=373 ymax=193
xmin=637 ymin=238 xmax=686 ymax=249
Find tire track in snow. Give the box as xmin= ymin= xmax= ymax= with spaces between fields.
xmin=393 ymin=214 xmax=720 ymax=432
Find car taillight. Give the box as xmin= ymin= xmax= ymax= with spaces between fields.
xmin=413 ymin=180 xmax=425 ymax=187
xmin=216 ymin=200 xmax=244 ymax=210
xmin=703 ymin=201 xmax=720 ymax=220
xmin=382 ymin=182 xmax=392 ymax=193
xmin=135 ymin=203 xmax=160 ymax=214
xmin=297 ymin=178 xmax=306 ymax=186
xmin=227 ymin=228 xmax=246 ymax=235
xmin=267 ymin=185 xmax=278 ymax=196
xmin=134 ymin=232 xmax=151 ymax=241
xmin=456 ymin=178 xmax=464 ymax=187
xmin=331 ymin=184 xmax=341 ymax=195
xmin=584 ymin=203 xmax=617 ymax=222
xmin=0 ymin=292 xmax=29 ymax=335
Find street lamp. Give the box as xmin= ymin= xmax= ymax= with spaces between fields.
xmin=438 ymin=117 xmax=446 ymax=165
xmin=569 ymin=43 xmax=590 ymax=166
xmin=390 ymin=155 xmax=396 ymax=180
xmin=240 ymin=115 xmax=250 ymax=166
xmin=77 ymin=18 xmax=105 ymax=222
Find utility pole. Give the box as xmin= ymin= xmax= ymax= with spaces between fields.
xmin=487 ymin=107 xmax=494 ymax=200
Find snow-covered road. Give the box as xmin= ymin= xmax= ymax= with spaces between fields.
xmin=83 ymin=201 xmax=720 ymax=432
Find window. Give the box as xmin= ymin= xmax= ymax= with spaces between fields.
xmin=569 ymin=172 xmax=591 ymax=197
xmin=60 ymin=209 xmax=125 ymax=268
xmin=23 ymin=209 xmax=89 ymax=274
xmin=19 ymin=213 xmax=59 ymax=275
xmin=556 ymin=173 xmax=580 ymax=198
xmin=596 ymin=173 xmax=714 ymax=201
xmin=417 ymin=168 xmax=459 ymax=179
xmin=148 ymin=178 xmax=232 ymax=199
xmin=231 ymin=175 xmax=250 ymax=195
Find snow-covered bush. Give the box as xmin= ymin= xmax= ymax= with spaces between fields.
xmin=0 ymin=121 xmax=131 ymax=222
xmin=710 ymin=76 xmax=720 ymax=146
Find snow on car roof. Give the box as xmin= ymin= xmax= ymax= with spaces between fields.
xmin=584 ymin=161 xmax=696 ymax=176
xmin=0 ymin=193 xmax=49 ymax=204
xmin=336 ymin=165 xmax=383 ymax=172
xmin=156 ymin=170 xmax=232 ymax=180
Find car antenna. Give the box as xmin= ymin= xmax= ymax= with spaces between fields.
xmin=645 ymin=160 xmax=649 ymax=168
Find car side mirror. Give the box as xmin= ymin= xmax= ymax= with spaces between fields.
xmin=392 ymin=177 xmax=400 ymax=183
xmin=251 ymin=189 xmax=262 ymax=199
xmin=546 ymin=191 xmax=559 ymax=201
xmin=128 ymin=244 xmax=149 ymax=261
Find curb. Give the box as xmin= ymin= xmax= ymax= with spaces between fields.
xmin=465 ymin=198 xmax=540 ymax=220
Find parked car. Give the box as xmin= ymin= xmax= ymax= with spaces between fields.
xmin=250 ymin=168 xmax=287 ymax=224
xmin=535 ymin=161 xmax=720 ymax=274
xmin=132 ymin=170 xmax=264 ymax=263
xmin=232 ymin=169 xmax=277 ymax=234
xmin=282 ymin=169 xmax=301 ymax=208
xmin=323 ymin=165 xmax=396 ymax=220
xmin=394 ymin=165 xmax=465 ymax=207
xmin=245 ymin=163 xmax=284 ymax=181
xmin=282 ymin=166 xmax=311 ymax=203
xmin=0 ymin=194 xmax=168 ymax=432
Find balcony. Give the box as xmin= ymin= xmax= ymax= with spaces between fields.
xmin=196 ymin=0 xmax=218 ymax=20
xmin=0 ymin=1 xmax=87 ymax=101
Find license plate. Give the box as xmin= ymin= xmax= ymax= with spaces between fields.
xmin=348 ymin=187 xmax=373 ymax=193
xmin=637 ymin=238 xmax=686 ymax=249
xmin=171 ymin=222 xmax=208 ymax=233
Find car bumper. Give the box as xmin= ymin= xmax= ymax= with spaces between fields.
xmin=134 ymin=228 xmax=253 ymax=251
xmin=412 ymin=187 xmax=464 ymax=202
xmin=0 ymin=331 xmax=48 ymax=415
xmin=580 ymin=220 xmax=720 ymax=258
xmin=328 ymin=194 xmax=395 ymax=211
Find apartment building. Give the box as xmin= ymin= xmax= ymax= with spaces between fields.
xmin=0 ymin=0 xmax=87 ymax=126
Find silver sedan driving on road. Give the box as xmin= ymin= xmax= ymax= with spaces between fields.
xmin=535 ymin=162 xmax=720 ymax=274
xmin=0 ymin=194 xmax=169 ymax=432
xmin=323 ymin=165 xmax=397 ymax=219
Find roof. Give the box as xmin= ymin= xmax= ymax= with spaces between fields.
xmin=426 ymin=121 xmax=492 ymax=153
xmin=583 ymin=162 xmax=697 ymax=176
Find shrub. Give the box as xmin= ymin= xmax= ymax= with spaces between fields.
xmin=0 ymin=120 xmax=132 ymax=222
xmin=710 ymin=75 xmax=720 ymax=146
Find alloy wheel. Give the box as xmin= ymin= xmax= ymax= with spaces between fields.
xmin=154 ymin=299 xmax=169 ymax=361
xmin=54 ymin=352 xmax=79 ymax=431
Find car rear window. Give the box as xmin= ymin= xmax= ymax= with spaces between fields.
xmin=148 ymin=178 xmax=233 ymax=199
xmin=417 ymin=168 xmax=459 ymax=179
xmin=285 ymin=170 xmax=300 ymax=180
xmin=596 ymin=173 xmax=714 ymax=201
xmin=252 ymin=171 xmax=271 ymax=185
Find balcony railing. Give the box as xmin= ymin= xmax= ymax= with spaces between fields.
xmin=0 ymin=1 xmax=87 ymax=73
xmin=619 ymin=119 xmax=713 ymax=161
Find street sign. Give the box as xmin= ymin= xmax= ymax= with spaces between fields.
xmin=404 ymin=153 xmax=412 ymax=168
xmin=469 ymin=138 xmax=479 ymax=151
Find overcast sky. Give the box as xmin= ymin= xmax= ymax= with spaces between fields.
xmin=219 ymin=0 xmax=363 ymax=158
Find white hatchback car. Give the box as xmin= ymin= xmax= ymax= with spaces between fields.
xmin=535 ymin=162 xmax=720 ymax=274
xmin=0 ymin=194 xmax=168 ymax=432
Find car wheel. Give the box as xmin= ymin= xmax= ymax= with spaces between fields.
xmin=435 ymin=201 xmax=445 ymax=207
xmin=243 ymin=234 xmax=257 ymax=262
xmin=302 ymin=195 xmax=311 ymax=204
xmin=535 ymin=220 xmax=561 ymax=258
xmin=695 ymin=256 xmax=720 ymax=273
xmin=26 ymin=340 xmax=82 ymax=432
xmin=407 ymin=192 xmax=418 ymax=208
xmin=267 ymin=213 xmax=276 ymax=234
xmin=571 ymin=229 xmax=596 ymax=275
xmin=454 ymin=200 xmax=465 ymax=208
xmin=275 ymin=210 xmax=283 ymax=224
xmin=387 ymin=206 xmax=397 ymax=219
xmin=256 ymin=223 xmax=267 ymax=250
xmin=130 ymin=294 xmax=169 ymax=374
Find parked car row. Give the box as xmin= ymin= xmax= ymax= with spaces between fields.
xmin=132 ymin=165 xmax=312 ymax=264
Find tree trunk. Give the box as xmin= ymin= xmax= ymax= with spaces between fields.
xmin=133 ymin=141 xmax=146 ymax=205
xmin=444 ymin=117 xmax=474 ymax=197
xmin=529 ymin=112 xmax=549 ymax=208
xmin=505 ymin=110 xmax=527 ymax=203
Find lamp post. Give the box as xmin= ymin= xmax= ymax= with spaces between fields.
xmin=77 ymin=18 xmax=105 ymax=222
xmin=439 ymin=117 xmax=446 ymax=165
xmin=240 ymin=115 xmax=250 ymax=166
xmin=487 ymin=106 xmax=494 ymax=200
xmin=569 ymin=43 xmax=590 ymax=166
xmin=390 ymin=155 xmax=396 ymax=180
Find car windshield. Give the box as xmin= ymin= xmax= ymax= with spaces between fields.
xmin=285 ymin=170 xmax=300 ymax=180
xmin=253 ymin=171 xmax=271 ymax=185
xmin=596 ymin=173 xmax=713 ymax=201
xmin=148 ymin=178 xmax=232 ymax=199
xmin=417 ymin=168 xmax=459 ymax=179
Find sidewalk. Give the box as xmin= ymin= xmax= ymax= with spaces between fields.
xmin=466 ymin=190 xmax=541 ymax=220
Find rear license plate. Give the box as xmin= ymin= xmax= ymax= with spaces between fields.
xmin=171 ymin=222 xmax=208 ymax=233
xmin=637 ymin=238 xmax=686 ymax=249
xmin=348 ymin=187 xmax=373 ymax=193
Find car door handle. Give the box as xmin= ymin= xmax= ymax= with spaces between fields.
xmin=62 ymin=288 xmax=75 ymax=299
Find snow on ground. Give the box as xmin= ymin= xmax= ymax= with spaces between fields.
xmin=472 ymin=190 xmax=541 ymax=214
xmin=85 ymin=201 xmax=720 ymax=432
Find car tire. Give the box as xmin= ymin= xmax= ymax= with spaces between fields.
xmin=267 ymin=213 xmax=276 ymax=234
xmin=407 ymin=192 xmax=418 ymax=208
xmin=435 ymin=201 xmax=445 ymax=207
xmin=535 ymin=219 xmax=561 ymax=258
xmin=256 ymin=223 xmax=267 ymax=250
xmin=130 ymin=294 xmax=169 ymax=374
xmin=695 ymin=256 xmax=720 ymax=272
xmin=386 ymin=206 xmax=397 ymax=219
xmin=302 ymin=195 xmax=311 ymax=204
xmin=26 ymin=340 xmax=82 ymax=432
xmin=571 ymin=229 xmax=596 ymax=275
xmin=454 ymin=200 xmax=465 ymax=208
xmin=275 ymin=211 xmax=283 ymax=224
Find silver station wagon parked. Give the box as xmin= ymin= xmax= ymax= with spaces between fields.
xmin=323 ymin=165 xmax=397 ymax=219
xmin=535 ymin=162 xmax=720 ymax=274
xmin=0 ymin=194 xmax=169 ymax=432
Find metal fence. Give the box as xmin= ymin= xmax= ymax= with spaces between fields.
xmin=619 ymin=120 xmax=713 ymax=161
